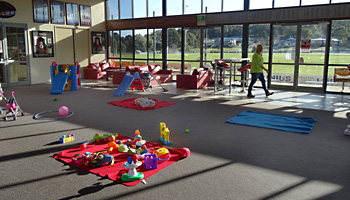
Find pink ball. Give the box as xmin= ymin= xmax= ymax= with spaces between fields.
xmin=59 ymin=106 xmax=69 ymax=116
xmin=182 ymin=148 xmax=190 ymax=158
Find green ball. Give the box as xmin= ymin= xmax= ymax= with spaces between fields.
xmin=185 ymin=129 xmax=189 ymax=133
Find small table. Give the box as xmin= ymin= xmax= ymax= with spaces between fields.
xmin=106 ymin=69 xmax=119 ymax=81
xmin=214 ymin=58 xmax=250 ymax=93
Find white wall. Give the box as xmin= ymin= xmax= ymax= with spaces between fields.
xmin=2 ymin=0 xmax=106 ymax=84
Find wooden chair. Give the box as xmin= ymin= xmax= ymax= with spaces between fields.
xmin=334 ymin=68 xmax=350 ymax=91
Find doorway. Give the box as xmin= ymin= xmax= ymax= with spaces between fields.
xmin=0 ymin=23 xmax=30 ymax=87
xmin=271 ymin=22 xmax=328 ymax=91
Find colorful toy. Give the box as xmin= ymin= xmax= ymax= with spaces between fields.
xmin=160 ymin=122 xmax=171 ymax=145
xmin=0 ymin=89 xmax=24 ymax=121
xmin=134 ymin=97 xmax=156 ymax=108
xmin=93 ymin=133 xmax=118 ymax=143
xmin=82 ymin=151 xmax=114 ymax=168
xmin=186 ymin=129 xmax=190 ymax=133
xmin=50 ymin=62 xmax=81 ymax=94
xmin=108 ymin=141 xmax=119 ymax=153
xmin=59 ymin=133 xmax=75 ymax=143
xmin=144 ymin=154 xmax=158 ymax=170
xmin=121 ymin=154 xmax=144 ymax=182
xmin=154 ymin=147 xmax=171 ymax=162
xmin=59 ymin=106 xmax=69 ymax=116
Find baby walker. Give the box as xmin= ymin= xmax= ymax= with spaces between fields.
xmin=0 ymin=86 xmax=24 ymax=121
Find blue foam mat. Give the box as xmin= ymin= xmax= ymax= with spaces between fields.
xmin=226 ymin=111 xmax=316 ymax=134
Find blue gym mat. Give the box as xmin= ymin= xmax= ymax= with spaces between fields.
xmin=226 ymin=111 xmax=316 ymax=134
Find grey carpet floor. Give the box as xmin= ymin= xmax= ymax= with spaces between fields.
xmin=0 ymin=83 xmax=349 ymax=200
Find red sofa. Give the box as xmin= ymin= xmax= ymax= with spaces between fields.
xmin=176 ymin=68 xmax=214 ymax=89
xmin=84 ymin=62 xmax=117 ymax=79
xmin=112 ymin=65 xmax=173 ymax=85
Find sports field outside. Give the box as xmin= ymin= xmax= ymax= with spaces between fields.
xmin=123 ymin=51 xmax=350 ymax=76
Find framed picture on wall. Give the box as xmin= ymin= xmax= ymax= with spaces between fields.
xmin=91 ymin=32 xmax=106 ymax=54
xmin=66 ymin=3 xmax=79 ymax=25
xmin=33 ymin=0 xmax=49 ymax=23
xmin=50 ymin=1 xmax=64 ymax=24
xmin=32 ymin=31 xmax=54 ymax=57
xmin=80 ymin=5 xmax=91 ymax=26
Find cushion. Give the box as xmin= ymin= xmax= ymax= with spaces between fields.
xmin=218 ymin=61 xmax=230 ymax=68
xmin=100 ymin=63 xmax=110 ymax=71
xmin=192 ymin=68 xmax=204 ymax=76
xmin=89 ymin=63 xmax=101 ymax=72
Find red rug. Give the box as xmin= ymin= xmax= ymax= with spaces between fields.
xmin=53 ymin=134 xmax=187 ymax=186
xmin=108 ymin=98 xmax=176 ymax=110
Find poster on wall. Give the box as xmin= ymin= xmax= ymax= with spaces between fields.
xmin=32 ymin=31 xmax=54 ymax=57
xmin=66 ymin=3 xmax=79 ymax=25
xmin=50 ymin=1 xmax=64 ymax=24
xmin=91 ymin=32 xmax=106 ymax=54
xmin=33 ymin=0 xmax=49 ymax=23
xmin=80 ymin=5 xmax=91 ymax=26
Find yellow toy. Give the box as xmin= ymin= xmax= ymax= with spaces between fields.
xmin=160 ymin=122 xmax=171 ymax=145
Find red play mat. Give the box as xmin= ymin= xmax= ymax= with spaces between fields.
xmin=53 ymin=134 xmax=187 ymax=186
xmin=108 ymin=98 xmax=176 ymax=110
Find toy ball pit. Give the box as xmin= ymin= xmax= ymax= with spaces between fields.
xmin=59 ymin=106 xmax=69 ymax=116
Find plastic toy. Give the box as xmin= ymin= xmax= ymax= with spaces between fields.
xmin=182 ymin=148 xmax=191 ymax=157
xmin=160 ymin=122 xmax=171 ymax=145
xmin=154 ymin=147 xmax=171 ymax=162
xmin=134 ymin=97 xmax=156 ymax=108
xmin=108 ymin=141 xmax=119 ymax=153
xmin=50 ymin=62 xmax=81 ymax=94
xmin=59 ymin=133 xmax=75 ymax=143
xmin=186 ymin=129 xmax=190 ymax=133
xmin=144 ymin=154 xmax=158 ymax=170
xmin=82 ymin=151 xmax=114 ymax=168
xmin=0 ymin=89 xmax=24 ymax=121
xmin=93 ymin=133 xmax=118 ymax=143
xmin=121 ymin=154 xmax=144 ymax=182
xmin=59 ymin=106 xmax=69 ymax=116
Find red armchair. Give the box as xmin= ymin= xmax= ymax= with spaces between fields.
xmin=112 ymin=65 xmax=173 ymax=85
xmin=84 ymin=62 xmax=116 ymax=79
xmin=176 ymin=68 xmax=214 ymax=89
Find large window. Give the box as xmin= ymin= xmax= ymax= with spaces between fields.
xmin=203 ymin=0 xmax=221 ymax=13
xmin=274 ymin=0 xmax=300 ymax=8
xmin=168 ymin=28 xmax=182 ymax=60
xmin=134 ymin=0 xmax=147 ymax=18
xmin=184 ymin=0 xmax=201 ymax=14
xmin=148 ymin=29 xmax=162 ymax=61
xmin=135 ymin=29 xmax=147 ymax=59
xmin=223 ymin=25 xmax=243 ymax=59
xmin=109 ymin=30 xmax=120 ymax=58
xmin=249 ymin=0 xmax=272 ymax=10
xmin=120 ymin=0 xmax=132 ymax=19
xmin=167 ymin=0 xmax=183 ymax=16
xmin=107 ymin=0 xmax=118 ymax=20
xmin=248 ymin=24 xmax=270 ymax=62
xmin=121 ymin=30 xmax=133 ymax=58
xmin=149 ymin=0 xmax=162 ymax=17
xmin=301 ymin=0 xmax=329 ymax=6
xmin=223 ymin=0 xmax=244 ymax=12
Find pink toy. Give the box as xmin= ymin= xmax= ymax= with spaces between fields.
xmin=59 ymin=106 xmax=69 ymax=116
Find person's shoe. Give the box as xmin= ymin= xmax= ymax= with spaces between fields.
xmin=247 ymin=94 xmax=255 ymax=98
xmin=266 ymin=92 xmax=274 ymax=97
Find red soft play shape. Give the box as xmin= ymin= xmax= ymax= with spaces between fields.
xmin=108 ymin=98 xmax=176 ymax=110
xmin=53 ymin=134 xmax=186 ymax=186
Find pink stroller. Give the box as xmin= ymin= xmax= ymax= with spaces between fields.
xmin=0 ymin=90 xmax=24 ymax=121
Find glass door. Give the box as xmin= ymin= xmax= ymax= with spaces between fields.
xmin=1 ymin=23 xmax=30 ymax=87
xmin=271 ymin=24 xmax=298 ymax=88
xmin=271 ymin=22 xmax=328 ymax=90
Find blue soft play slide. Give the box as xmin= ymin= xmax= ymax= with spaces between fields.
xmin=113 ymin=71 xmax=135 ymax=96
xmin=50 ymin=72 xmax=68 ymax=94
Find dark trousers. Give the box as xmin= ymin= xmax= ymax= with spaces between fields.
xmin=248 ymin=73 xmax=269 ymax=95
